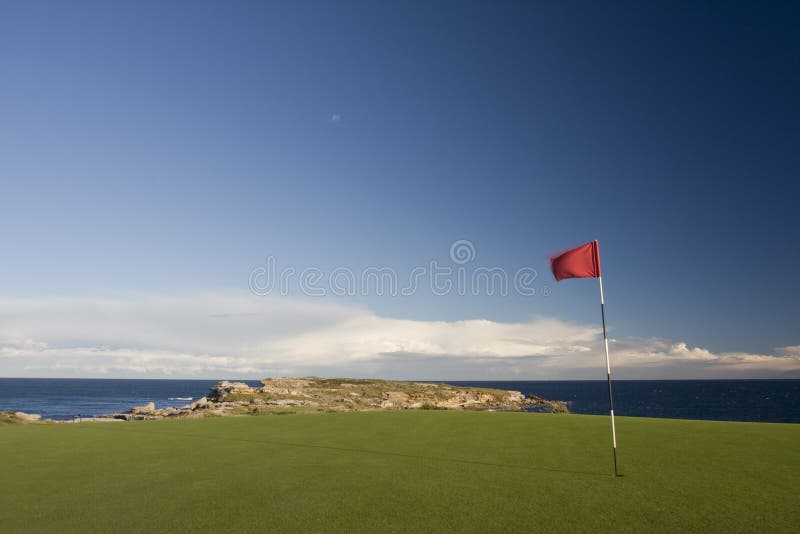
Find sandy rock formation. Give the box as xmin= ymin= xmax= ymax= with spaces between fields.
xmin=98 ymin=377 xmax=567 ymax=422
xmin=208 ymin=381 xmax=252 ymax=400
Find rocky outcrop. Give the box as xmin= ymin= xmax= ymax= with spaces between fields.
xmin=208 ymin=381 xmax=252 ymax=401
xmin=189 ymin=397 xmax=208 ymax=410
xmin=96 ymin=377 xmax=567 ymax=422
xmin=259 ymin=378 xmax=313 ymax=396
xmin=381 ymin=391 xmax=411 ymax=408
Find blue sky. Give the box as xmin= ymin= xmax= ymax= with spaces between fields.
xmin=1 ymin=1 xmax=798 ymax=378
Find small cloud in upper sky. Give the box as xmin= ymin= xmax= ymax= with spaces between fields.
xmin=328 ymin=113 xmax=342 ymax=124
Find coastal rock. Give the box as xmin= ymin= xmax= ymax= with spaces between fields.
xmin=131 ymin=402 xmax=155 ymax=414
xmin=208 ymin=381 xmax=252 ymax=400
xmin=380 ymin=391 xmax=410 ymax=408
xmin=505 ymin=391 xmax=526 ymax=403
xmin=260 ymin=378 xmax=312 ymax=396
xmin=13 ymin=411 xmax=41 ymax=422
xmin=190 ymin=397 xmax=209 ymax=410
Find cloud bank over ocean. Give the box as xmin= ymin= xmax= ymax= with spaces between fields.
xmin=0 ymin=295 xmax=797 ymax=379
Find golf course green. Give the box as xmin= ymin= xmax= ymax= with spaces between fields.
xmin=1 ymin=411 xmax=797 ymax=533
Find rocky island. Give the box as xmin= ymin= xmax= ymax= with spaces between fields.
xmin=105 ymin=378 xmax=567 ymax=421
xmin=1 ymin=378 xmax=568 ymax=423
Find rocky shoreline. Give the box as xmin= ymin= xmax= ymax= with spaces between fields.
xmin=2 ymin=378 xmax=568 ymax=423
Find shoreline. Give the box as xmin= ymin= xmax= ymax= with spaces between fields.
xmin=2 ymin=377 xmax=568 ymax=424
xmin=3 ymin=378 xmax=797 ymax=424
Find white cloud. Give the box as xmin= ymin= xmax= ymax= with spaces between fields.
xmin=328 ymin=113 xmax=342 ymax=124
xmin=0 ymin=294 xmax=797 ymax=379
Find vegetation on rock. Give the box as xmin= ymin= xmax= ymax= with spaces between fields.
xmin=200 ymin=377 xmax=567 ymax=416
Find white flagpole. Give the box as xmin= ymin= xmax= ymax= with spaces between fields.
xmin=598 ymin=271 xmax=619 ymax=477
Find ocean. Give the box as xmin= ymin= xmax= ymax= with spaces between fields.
xmin=0 ymin=378 xmax=797 ymax=423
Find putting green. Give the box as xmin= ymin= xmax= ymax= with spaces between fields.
xmin=1 ymin=411 xmax=797 ymax=532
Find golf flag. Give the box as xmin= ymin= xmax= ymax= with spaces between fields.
xmin=550 ymin=240 xmax=620 ymax=477
xmin=550 ymin=240 xmax=601 ymax=281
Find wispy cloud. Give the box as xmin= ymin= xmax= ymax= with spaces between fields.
xmin=0 ymin=294 xmax=797 ymax=379
xmin=328 ymin=113 xmax=342 ymax=124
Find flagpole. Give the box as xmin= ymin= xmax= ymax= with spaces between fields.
xmin=598 ymin=272 xmax=619 ymax=477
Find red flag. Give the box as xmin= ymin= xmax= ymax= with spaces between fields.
xmin=550 ymin=240 xmax=601 ymax=281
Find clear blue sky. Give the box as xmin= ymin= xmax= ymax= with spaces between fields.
xmin=1 ymin=1 xmax=799 ymax=378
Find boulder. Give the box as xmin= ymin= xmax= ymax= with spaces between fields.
xmin=190 ymin=397 xmax=209 ymax=410
xmin=131 ymin=402 xmax=155 ymax=414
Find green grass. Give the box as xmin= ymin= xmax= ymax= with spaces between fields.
xmin=1 ymin=412 xmax=797 ymax=533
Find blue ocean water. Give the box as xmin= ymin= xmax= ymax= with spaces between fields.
xmin=451 ymin=380 xmax=800 ymax=423
xmin=0 ymin=378 xmax=797 ymax=423
xmin=0 ymin=378 xmax=261 ymax=421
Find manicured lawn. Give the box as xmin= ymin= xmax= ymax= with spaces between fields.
xmin=1 ymin=411 xmax=797 ymax=532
